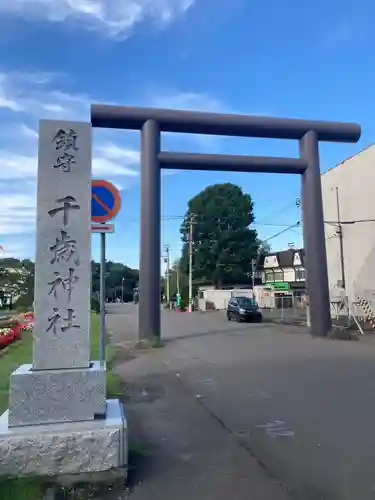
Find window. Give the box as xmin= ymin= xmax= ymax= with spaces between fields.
xmin=273 ymin=270 xmax=284 ymax=281
xmin=296 ymin=269 xmax=306 ymax=280
xmin=265 ymin=272 xmax=274 ymax=282
xmin=237 ymin=297 xmax=258 ymax=307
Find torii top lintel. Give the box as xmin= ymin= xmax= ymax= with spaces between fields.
xmin=91 ymin=104 xmax=361 ymax=143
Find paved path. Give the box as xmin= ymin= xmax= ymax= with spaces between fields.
xmin=107 ymin=304 xmax=375 ymax=499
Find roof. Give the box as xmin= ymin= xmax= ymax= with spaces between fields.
xmin=257 ymin=248 xmax=305 ymax=269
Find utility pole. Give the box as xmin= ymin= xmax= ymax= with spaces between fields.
xmin=188 ymin=214 xmax=194 ymax=312
xmin=335 ymin=187 xmax=346 ymax=291
xmin=176 ymin=260 xmax=181 ymax=310
xmin=251 ymin=258 xmax=256 ymax=297
xmin=176 ymin=261 xmax=180 ymax=296
xmin=164 ymin=245 xmax=171 ymax=310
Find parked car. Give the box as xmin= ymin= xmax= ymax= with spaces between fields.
xmin=227 ymin=296 xmax=263 ymax=323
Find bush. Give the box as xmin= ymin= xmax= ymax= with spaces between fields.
xmin=0 ymin=318 xmax=19 ymax=329
xmin=91 ymin=296 xmax=100 ymax=313
xmin=179 ymin=298 xmax=187 ymax=312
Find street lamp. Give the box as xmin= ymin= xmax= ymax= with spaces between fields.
xmin=121 ymin=278 xmax=124 ymax=303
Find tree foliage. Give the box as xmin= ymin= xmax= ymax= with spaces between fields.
xmin=0 ymin=258 xmax=139 ymax=308
xmin=180 ymin=183 xmax=259 ymax=287
xmin=91 ymin=261 xmax=139 ymax=302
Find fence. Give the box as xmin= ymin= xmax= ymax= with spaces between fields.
xmin=261 ymin=295 xmax=307 ymax=325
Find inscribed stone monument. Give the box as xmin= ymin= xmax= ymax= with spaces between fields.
xmin=0 ymin=119 xmax=127 ymax=478
xmin=34 ymin=121 xmax=92 ymax=370
xmin=7 ymin=120 xmax=106 ymax=427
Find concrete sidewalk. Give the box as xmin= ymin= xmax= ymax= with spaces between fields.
xmin=117 ymin=349 xmax=291 ymax=500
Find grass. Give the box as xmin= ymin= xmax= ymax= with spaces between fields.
xmin=0 ymin=330 xmax=33 ymax=414
xmin=90 ymin=314 xmax=125 ymax=398
xmin=0 ymin=313 xmax=125 ymax=500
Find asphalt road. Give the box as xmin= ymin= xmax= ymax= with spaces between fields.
xmin=107 ymin=304 xmax=375 ymax=499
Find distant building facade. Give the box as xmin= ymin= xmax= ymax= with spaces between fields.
xmin=258 ymin=248 xmax=306 ymax=295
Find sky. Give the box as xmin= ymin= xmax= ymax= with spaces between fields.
xmin=0 ymin=0 xmax=374 ymax=269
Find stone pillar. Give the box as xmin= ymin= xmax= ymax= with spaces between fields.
xmin=33 ymin=120 xmax=92 ymax=370
xmin=300 ymin=131 xmax=331 ymax=336
xmin=7 ymin=120 xmax=106 ymax=427
xmin=139 ymin=119 xmax=161 ymax=340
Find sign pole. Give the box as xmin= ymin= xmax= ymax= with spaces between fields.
xmin=100 ymin=231 xmax=106 ymax=366
xmin=90 ymin=178 xmax=121 ymax=364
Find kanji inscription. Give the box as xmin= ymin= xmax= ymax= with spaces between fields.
xmin=34 ymin=120 xmax=91 ymax=370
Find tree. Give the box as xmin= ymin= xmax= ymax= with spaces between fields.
xmin=180 ymin=183 xmax=259 ymax=288
xmin=91 ymin=260 xmax=139 ymax=302
xmin=257 ymin=239 xmax=271 ymax=255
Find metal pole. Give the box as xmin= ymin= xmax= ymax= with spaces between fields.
xmin=164 ymin=245 xmax=170 ymax=310
xmin=335 ymin=187 xmax=346 ymax=291
xmin=139 ymin=119 xmax=161 ymax=340
xmin=299 ymin=131 xmax=331 ymax=336
xmin=167 ymin=247 xmax=171 ymax=310
xmin=176 ymin=262 xmax=180 ymax=295
xmin=99 ymin=232 xmax=106 ymax=365
xmin=188 ymin=215 xmax=193 ymax=312
xmin=121 ymin=278 xmax=124 ymax=303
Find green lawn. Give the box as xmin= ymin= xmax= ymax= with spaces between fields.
xmin=0 ymin=313 xmax=124 ymax=500
xmin=0 ymin=332 xmax=33 ymax=414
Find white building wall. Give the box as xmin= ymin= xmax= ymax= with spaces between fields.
xmin=321 ymin=145 xmax=375 ymax=308
xmin=283 ymin=268 xmax=295 ymax=282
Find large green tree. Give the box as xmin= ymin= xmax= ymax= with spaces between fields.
xmin=91 ymin=261 xmax=139 ymax=302
xmin=180 ymin=183 xmax=259 ymax=288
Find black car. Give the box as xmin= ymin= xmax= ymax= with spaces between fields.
xmin=227 ymin=296 xmax=263 ymax=323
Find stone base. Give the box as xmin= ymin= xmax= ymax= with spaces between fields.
xmin=8 ymin=361 xmax=106 ymax=427
xmin=0 ymin=399 xmax=127 ymax=477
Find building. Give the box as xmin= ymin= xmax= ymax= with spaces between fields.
xmin=321 ymin=144 xmax=375 ymax=309
xmin=258 ymin=248 xmax=306 ymax=300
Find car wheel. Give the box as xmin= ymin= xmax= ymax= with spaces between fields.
xmin=227 ymin=312 xmax=231 ymax=321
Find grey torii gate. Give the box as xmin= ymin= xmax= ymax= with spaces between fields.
xmin=91 ymin=105 xmax=361 ymax=339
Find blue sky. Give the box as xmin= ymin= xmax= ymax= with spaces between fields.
xmin=0 ymin=0 xmax=374 ymax=269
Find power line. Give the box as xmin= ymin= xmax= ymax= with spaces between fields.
xmin=255 ymin=199 xmax=300 ymax=226
xmin=161 ymin=215 xmax=300 ymax=227
xmin=123 ymin=214 xmax=302 ymax=229
xmin=325 ymin=218 xmax=375 ymax=225
xmin=263 ymin=222 xmax=301 ymax=244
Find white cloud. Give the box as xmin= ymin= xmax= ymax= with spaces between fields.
xmin=0 ymin=142 xmax=139 ymax=180
xmin=0 ymin=72 xmax=91 ymax=120
xmin=0 ymin=151 xmax=37 ymax=179
xmin=0 ymin=241 xmax=34 ymax=260
xmin=96 ymin=143 xmax=140 ymax=163
xmin=93 ymin=157 xmax=139 ymax=177
xmin=0 ymin=74 xmax=23 ymax=111
xmin=151 ymin=91 xmax=230 ymax=113
xmin=0 ymin=192 xmax=36 ymax=236
xmin=20 ymin=124 xmax=38 ymax=140
xmin=0 ymin=0 xmax=195 ymax=39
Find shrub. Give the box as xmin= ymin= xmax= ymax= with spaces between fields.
xmin=91 ymin=296 xmax=100 ymax=313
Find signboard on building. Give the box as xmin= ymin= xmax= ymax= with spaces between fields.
xmin=269 ymin=282 xmax=290 ymax=291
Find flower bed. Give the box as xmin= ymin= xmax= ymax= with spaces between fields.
xmin=0 ymin=312 xmax=34 ymax=350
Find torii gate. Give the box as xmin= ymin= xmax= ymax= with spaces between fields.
xmin=91 ymin=105 xmax=361 ymax=339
